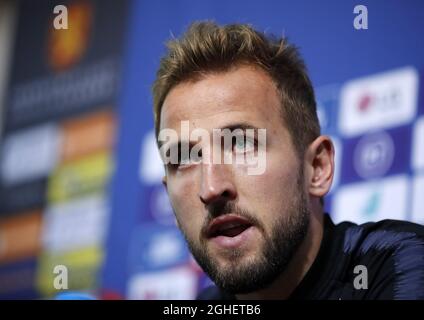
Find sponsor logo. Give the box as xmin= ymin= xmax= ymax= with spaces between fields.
xmin=47 ymin=0 xmax=92 ymax=72
xmin=61 ymin=111 xmax=115 ymax=163
xmin=353 ymin=131 xmax=395 ymax=179
xmin=42 ymin=195 xmax=108 ymax=253
xmin=139 ymin=131 xmax=164 ymax=185
xmin=340 ymin=67 xmax=419 ymax=136
xmin=7 ymin=58 xmax=119 ymax=131
xmin=127 ymin=267 xmax=198 ymax=300
xmin=0 ymin=124 xmax=60 ymax=186
xmin=48 ymin=151 xmax=112 ymax=203
xmin=332 ymin=175 xmax=409 ymax=224
xmin=128 ymin=225 xmax=189 ymax=273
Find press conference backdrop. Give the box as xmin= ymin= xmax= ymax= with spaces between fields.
xmin=0 ymin=0 xmax=423 ymax=299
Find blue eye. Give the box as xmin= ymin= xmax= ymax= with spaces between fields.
xmin=233 ymin=137 xmax=255 ymax=153
xmin=173 ymin=148 xmax=202 ymax=169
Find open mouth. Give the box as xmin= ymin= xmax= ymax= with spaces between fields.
xmin=207 ymin=215 xmax=253 ymax=238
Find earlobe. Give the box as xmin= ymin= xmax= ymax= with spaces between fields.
xmin=307 ymin=136 xmax=335 ymax=198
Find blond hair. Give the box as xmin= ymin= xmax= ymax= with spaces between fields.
xmin=152 ymin=21 xmax=320 ymax=156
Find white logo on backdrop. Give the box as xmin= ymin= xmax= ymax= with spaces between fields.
xmin=127 ymin=267 xmax=197 ymax=300
xmin=42 ymin=195 xmax=108 ymax=253
xmin=0 ymin=123 xmax=61 ymax=186
xmin=139 ymin=131 xmax=165 ymax=185
xmin=332 ymin=175 xmax=409 ymax=224
xmin=339 ymin=67 xmax=418 ymax=137
xmin=354 ymin=131 xmax=395 ymax=179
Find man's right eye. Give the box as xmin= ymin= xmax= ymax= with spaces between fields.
xmin=168 ymin=149 xmax=202 ymax=170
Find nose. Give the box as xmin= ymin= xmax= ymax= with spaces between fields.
xmin=198 ymin=162 xmax=237 ymax=206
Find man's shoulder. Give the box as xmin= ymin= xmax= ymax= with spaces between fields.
xmin=334 ymin=217 xmax=424 ymax=299
xmin=336 ymin=218 xmax=424 ymax=256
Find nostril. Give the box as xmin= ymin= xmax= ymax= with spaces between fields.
xmin=199 ymin=189 xmax=235 ymax=205
xmin=199 ymin=194 xmax=207 ymax=204
xmin=221 ymin=190 xmax=231 ymax=198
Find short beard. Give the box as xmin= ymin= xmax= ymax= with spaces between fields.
xmin=181 ymin=168 xmax=310 ymax=295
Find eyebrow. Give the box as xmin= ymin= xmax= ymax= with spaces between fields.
xmin=218 ymin=122 xmax=261 ymax=133
xmin=157 ymin=121 xmax=262 ymax=149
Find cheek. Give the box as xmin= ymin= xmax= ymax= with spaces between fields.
xmin=235 ymin=151 xmax=300 ymax=219
xmin=167 ymin=175 xmax=203 ymax=236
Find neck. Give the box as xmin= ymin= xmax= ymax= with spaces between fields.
xmin=236 ymin=209 xmax=324 ymax=300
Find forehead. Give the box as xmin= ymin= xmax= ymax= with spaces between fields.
xmin=160 ymin=65 xmax=284 ymax=132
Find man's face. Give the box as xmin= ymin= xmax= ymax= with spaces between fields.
xmin=160 ymin=65 xmax=310 ymax=294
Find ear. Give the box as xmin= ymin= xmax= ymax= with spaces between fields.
xmin=304 ymin=136 xmax=335 ymax=199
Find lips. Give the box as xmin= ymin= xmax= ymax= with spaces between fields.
xmin=206 ymin=214 xmax=253 ymax=238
